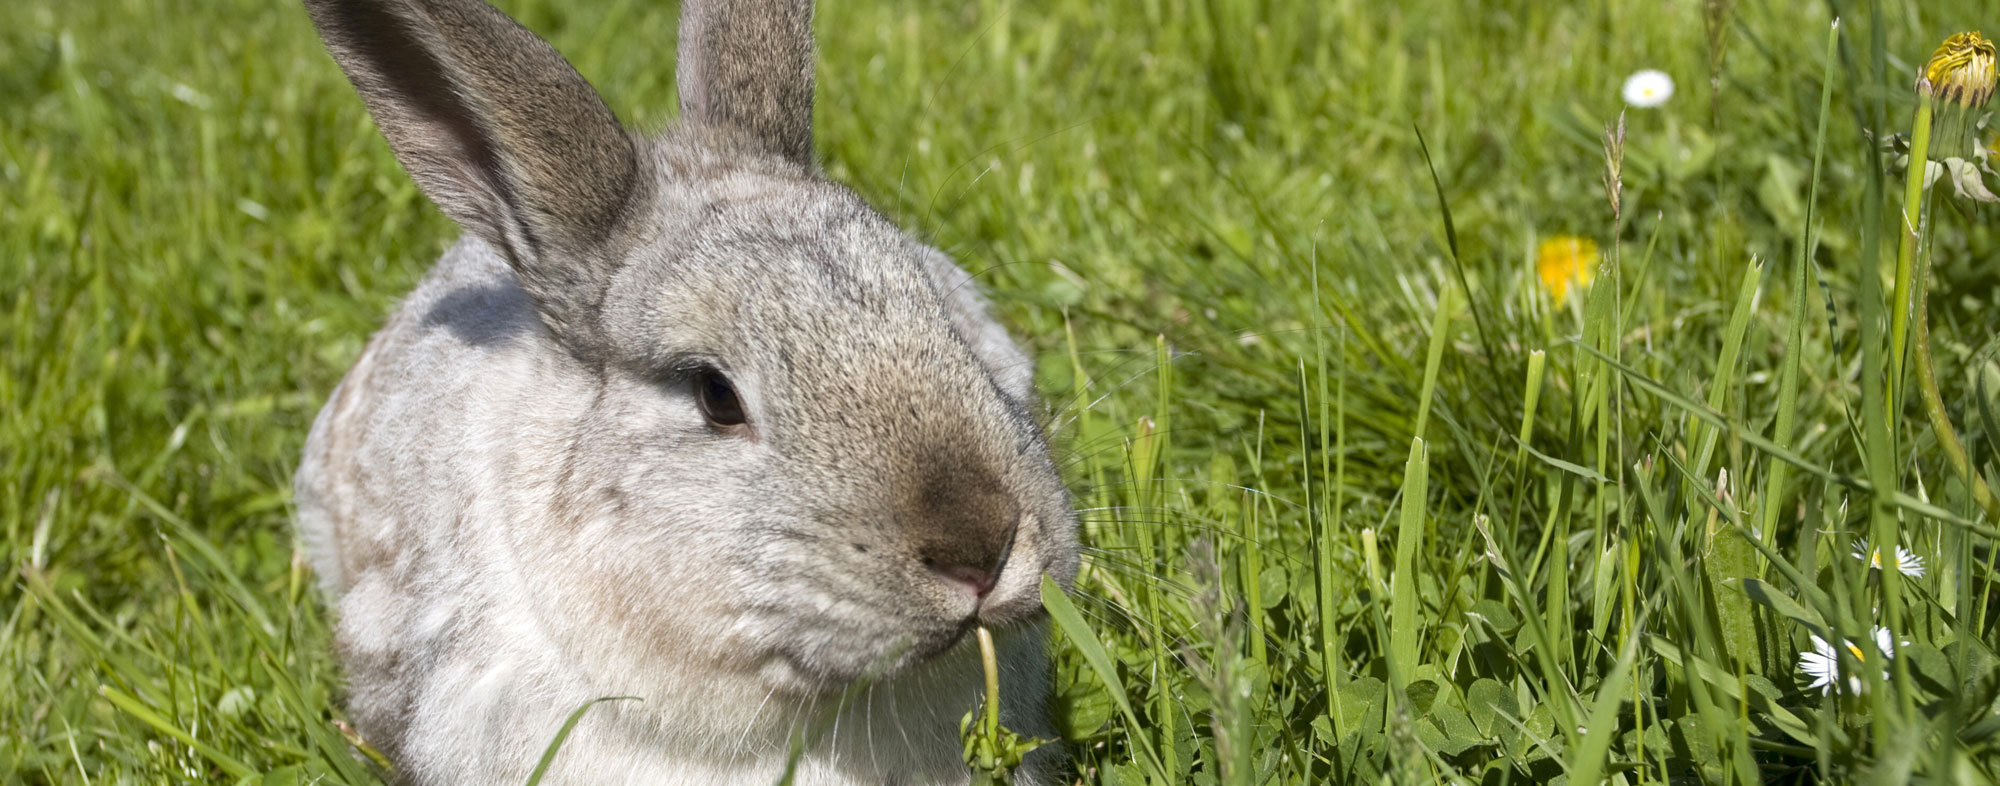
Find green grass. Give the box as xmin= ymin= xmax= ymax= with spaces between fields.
xmin=7 ymin=0 xmax=2000 ymax=782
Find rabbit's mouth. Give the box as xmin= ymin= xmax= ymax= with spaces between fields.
xmin=910 ymin=613 xmax=981 ymax=662
xmin=913 ymin=593 xmax=1048 ymax=662
xmin=752 ymin=613 xmax=967 ymax=689
xmin=977 ymin=589 xmax=1051 ymax=628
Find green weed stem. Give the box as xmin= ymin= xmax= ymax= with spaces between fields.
xmin=1888 ymin=92 xmax=1934 ymax=418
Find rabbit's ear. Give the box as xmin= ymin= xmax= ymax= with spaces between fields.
xmin=677 ymin=0 xmax=815 ymax=165
xmin=305 ymin=0 xmax=643 ymax=346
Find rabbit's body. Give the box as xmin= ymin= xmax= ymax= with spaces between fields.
xmin=296 ymin=2 xmax=1074 ymax=783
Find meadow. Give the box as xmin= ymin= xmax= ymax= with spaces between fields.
xmin=6 ymin=0 xmax=2000 ymax=783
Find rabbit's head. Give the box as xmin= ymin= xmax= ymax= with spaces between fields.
xmin=305 ymin=0 xmax=1078 ymax=694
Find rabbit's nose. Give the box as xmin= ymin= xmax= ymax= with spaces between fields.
xmin=900 ymin=449 xmax=1017 ymax=601
xmin=925 ymin=558 xmax=999 ymax=599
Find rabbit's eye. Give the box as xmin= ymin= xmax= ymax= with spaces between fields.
xmin=694 ymin=369 xmax=747 ymax=428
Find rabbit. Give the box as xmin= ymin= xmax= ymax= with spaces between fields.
xmin=291 ymin=0 xmax=1080 ymax=783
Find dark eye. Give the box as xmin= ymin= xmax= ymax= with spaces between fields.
xmin=694 ymin=368 xmax=747 ymax=428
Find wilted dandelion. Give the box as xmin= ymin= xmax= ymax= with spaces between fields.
xmin=1621 ymin=69 xmax=1675 ymax=108
xmin=1892 ymin=32 xmax=2000 ymax=523
xmin=1798 ymin=626 xmax=1898 ymax=695
xmin=1917 ymin=32 xmax=1996 ymax=109
xmin=1921 ymin=32 xmax=1997 ymax=167
xmin=1850 ymin=538 xmax=1925 ymax=578
xmin=1536 ymin=236 xmax=1599 ymax=303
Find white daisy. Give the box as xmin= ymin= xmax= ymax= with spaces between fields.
xmin=1798 ymin=626 xmax=1897 ymax=695
xmin=1851 ymin=538 xmax=1925 ymax=578
xmin=1622 ymin=69 xmax=1675 ymax=108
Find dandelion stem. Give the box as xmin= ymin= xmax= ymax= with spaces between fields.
xmin=1910 ymin=256 xmax=2000 ymax=519
xmin=1887 ymin=92 xmax=1934 ymax=420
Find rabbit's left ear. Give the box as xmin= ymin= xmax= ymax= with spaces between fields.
xmin=304 ymin=0 xmax=645 ymax=348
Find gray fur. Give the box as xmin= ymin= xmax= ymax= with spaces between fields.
xmin=295 ymin=1 xmax=1078 ymax=783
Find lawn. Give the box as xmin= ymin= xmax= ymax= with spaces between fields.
xmin=6 ymin=0 xmax=2000 ymax=783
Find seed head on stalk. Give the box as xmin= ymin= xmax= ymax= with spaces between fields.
xmin=1602 ymin=111 xmax=1627 ymax=225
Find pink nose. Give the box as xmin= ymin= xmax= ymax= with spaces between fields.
xmin=930 ymin=562 xmax=998 ymax=598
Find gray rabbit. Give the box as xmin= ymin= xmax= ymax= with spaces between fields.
xmin=293 ymin=0 xmax=1079 ymax=782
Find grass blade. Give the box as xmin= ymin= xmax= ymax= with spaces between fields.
xmin=97 ymin=685 xmax=257 ymax=780
xmin=1388 ymin=437 xmax=1427 ymax=687
xmin=1565 ymin=625 xmax=1639 ymax=786
xmin=527 ymin=697 xmax=639 ymax=786
xmin=1041 ymin=575 xmax=1167 ymax=782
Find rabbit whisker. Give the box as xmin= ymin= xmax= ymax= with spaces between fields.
xmin=738 ymin=684 xmax=779 ymax=754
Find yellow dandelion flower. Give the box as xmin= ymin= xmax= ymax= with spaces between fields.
xmin=1919 ymin=32 xmax=1997 ymax=109
xmin=1536 ymin=236 xmax=1599 ymax=303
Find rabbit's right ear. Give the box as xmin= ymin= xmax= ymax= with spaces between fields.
xmin=677 ymin=0 xmax=816 ymax=165
xmin=305 ymin=0 xmax=644 ymax=351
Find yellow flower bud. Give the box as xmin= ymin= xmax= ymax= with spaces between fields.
xmin=1919 ymin=32 xmax=1997 ymax=109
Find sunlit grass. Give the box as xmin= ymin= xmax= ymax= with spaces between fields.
xmin=6 ymin=0 xmax=2000 ymax=783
